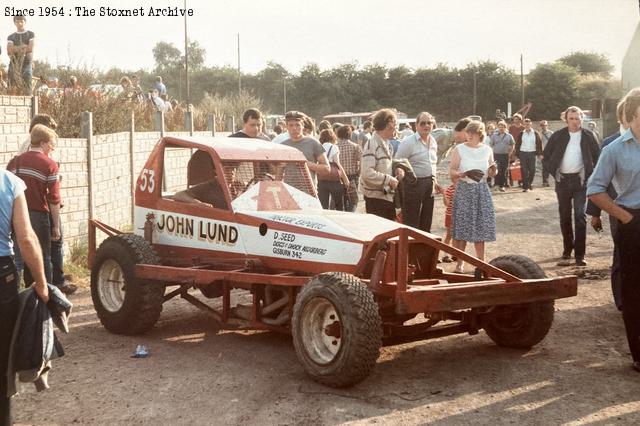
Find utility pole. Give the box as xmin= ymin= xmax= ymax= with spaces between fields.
xmin=473 ymin=71 xmax=478 ymax=115
xmin=184 ymin=0 xmax=190 ymax=106
xmin=237 ymin=33 xmax=241 ymax=95
xmin=283 ymin=78 xmax=287 ymax=114
xmin=520 ymin=54 xmax=525 ymax=108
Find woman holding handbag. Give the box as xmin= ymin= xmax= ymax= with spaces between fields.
xmin=317 ymin=129 xmax=350 ymax=210
xmin=449 ymin=120 xmax=497 ymax=273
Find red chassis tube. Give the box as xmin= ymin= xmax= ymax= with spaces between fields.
xmin=88 ymin=220 xmax=578 ymax=316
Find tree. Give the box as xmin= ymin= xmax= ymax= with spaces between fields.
xmin=190 ymin=66 xmax=241 ymax=104
xmin=153 ymin=41 xmax=182 ymax=72
xmin=362 ymin=64 xmax=411 ymax=112
xmin=289 ymin=63 xmax=331 ymax=119
xmin=153 ymin=40 xmax=205 ymax=73
xmin=408 ymin=64 xmax=466 ymax=120
xmin=250 ymin=62 xmax=290 ymax=114
xmin=325 ymin=62 xmax=375 ymax=114
xmin=469 ymin=61 xmax=520 ymax=122
xmin=576 ymin=78 xmax=623 ymax=107
xmin=558 ymin=51 xmax=614 ymax=77
xmin=526 ymin=62 xmax=579 ymax=120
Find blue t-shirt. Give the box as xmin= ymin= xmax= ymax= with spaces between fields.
xmin=0 ymin=170 xmax=26 ymax=256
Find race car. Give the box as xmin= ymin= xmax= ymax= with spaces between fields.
xmin=89 ymin=135 xmax=577 ymax=387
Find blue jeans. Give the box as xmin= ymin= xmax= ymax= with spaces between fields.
xmin=555 ymin=174 xmax=587 ymax=259
xmin=519 ymin=152 xmax=537 ymax=190
xmin=0 ymin=258 xmax=19 ymax=425
xmin=14 ymin=210 xmax=52 ymax=286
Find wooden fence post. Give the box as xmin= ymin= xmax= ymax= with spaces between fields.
xmin=80 ymin=111 xmax=94 ymax=220
xmin=155 ymin=111 xmax=165 ymax=136
xmin=30 ymin=95 xmax=38 ymax=118
xmin=184 ymin=106 xmax=194 ymax=136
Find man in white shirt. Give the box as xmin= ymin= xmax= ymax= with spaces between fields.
xmin=515 ymin=118 xmax=543 ymax=192
xmin=542 ymin=106 xmax=600 ymax=266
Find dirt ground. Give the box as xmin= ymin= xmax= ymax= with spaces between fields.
xmin=13 ymin=178 xmax=640 ymax=425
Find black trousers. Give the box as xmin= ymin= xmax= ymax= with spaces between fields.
xmin=617 ymin=209 xmax=640 ymax=362
xmin=494 ymin=154 xmax=509 ymax=188
xmin=364 ymin=196 xmax=396 ymax=221
xmin=609 ymin=216 xmax=622 ymax=309
xmin=519 ymin=151 xmax=537 ymax=190
xmin=402 ymin=177 xmax=434 ymax=232
xmin=555 ymin=174 xmax=587 ymax=259
xmin=0 ymin=257 xmax=19 ymax=426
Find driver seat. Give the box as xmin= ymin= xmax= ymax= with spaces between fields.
xmin=187 ymin=150 xmax=216 ymax=187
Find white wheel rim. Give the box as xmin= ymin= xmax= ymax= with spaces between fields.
xmin=300 ymin=297 xmax=342 ymax=365
xmin=97 ymin=259 xmax=126 ymax=313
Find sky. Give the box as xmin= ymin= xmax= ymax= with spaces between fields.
xmin=2 ymin=0 xmax=639 ymax=77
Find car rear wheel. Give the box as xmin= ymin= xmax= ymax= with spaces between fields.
xmin=91 ymin=234 xmax=164 ymax=335
xmin=292 ymin=272 xmax=382 ymax=387
xmin=482 ymin=255 xmax=555 ymax=349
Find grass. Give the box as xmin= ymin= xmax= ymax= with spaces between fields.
xmin=65 ymin=239 xmax=90 ymax=281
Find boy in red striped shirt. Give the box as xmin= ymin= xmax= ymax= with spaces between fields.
xmin=7 ymin=124 xmax=60 ymax=286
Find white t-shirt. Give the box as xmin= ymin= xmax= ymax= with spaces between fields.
xmin=559 ymin=131 xmax=584 ymax=173
xmin=520 ymin=130 xmax=537 ymax=152
xmin=457 ymin=143 xmax=493 ymax=184
xmin=323 ymin=142 xmax=340 ymax=163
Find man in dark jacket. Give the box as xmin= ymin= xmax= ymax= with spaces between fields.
xmin=543 ymin=106 xmax=600 ymax=267
xmin=515 ymin=118 xmax=543 ymax=192
xmin=229 ymin=108 xmax=270 ymax=141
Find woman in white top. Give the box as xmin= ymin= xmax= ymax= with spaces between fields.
xmin=448 ymin=121 xmax=497 ymax=273
xmin=317 ymin=129 xmax=350 ymax=210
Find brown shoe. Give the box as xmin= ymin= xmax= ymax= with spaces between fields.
xmin=58 ymin=282 xmax=78 ymax=295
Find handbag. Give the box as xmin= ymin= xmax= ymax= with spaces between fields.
xmin=317 ymin=145 xmax=342 ymax=182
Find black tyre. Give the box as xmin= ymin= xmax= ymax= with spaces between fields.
xmin=292 ymin=272 xmax=382 ymax=387
xmin=91 ymin=234 xmax=164 ymax=335
xmin=483 ymin=255 xmax=554 ymax=349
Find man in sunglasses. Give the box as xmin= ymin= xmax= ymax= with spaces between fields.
xmin=394 ymin=112 xmax=442 ymax=232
